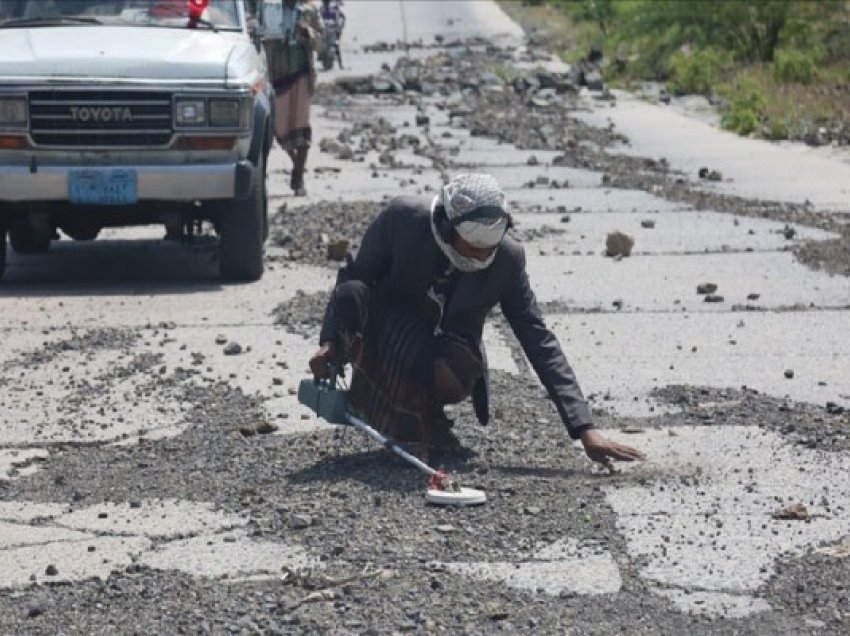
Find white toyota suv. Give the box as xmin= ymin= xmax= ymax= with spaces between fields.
xmin=0 ymin=0 xmax=273 ymax=281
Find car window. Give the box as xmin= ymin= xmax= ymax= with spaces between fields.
xmin=0 ymin=0 xmax=243 ymax=29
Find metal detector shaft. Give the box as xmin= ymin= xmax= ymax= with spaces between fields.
xmin=346 ymin=413 xmax=437 ymax=477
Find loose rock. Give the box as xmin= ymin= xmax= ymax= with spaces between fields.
xmin=605 ymin=231 xmax=634 ymax=258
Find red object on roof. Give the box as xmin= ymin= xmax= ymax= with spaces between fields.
xmin=150 ymin=0 xmax=209 ymax=20
xmin=188 ymin=0 xmax=210 ymax=21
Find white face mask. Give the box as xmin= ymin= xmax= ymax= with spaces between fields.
xmin=430 ymin=197 xmax=498 ymax=272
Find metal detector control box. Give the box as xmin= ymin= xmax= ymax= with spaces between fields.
xmin=297 ymin=378 xmax=350 ymax=425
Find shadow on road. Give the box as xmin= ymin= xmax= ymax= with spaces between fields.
xmin=489 ymin=464 xmax=585 ymax=480
xmin=287 ymin=448 xmax=426 ymax=494
xmin=287 ymin=444 xmax=485 ymax=494
xmin=0 ymin=236 xmax=232 ymax=297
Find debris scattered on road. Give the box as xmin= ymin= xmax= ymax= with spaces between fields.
xmin=326 ymin=239 xmax=349 ymax=261
xmin=772 ymin=502 xmax=810 ymax=520
xmin=815 ymin=539 xmax=850 ymax=558
xmin=698 ymin=167 xmax=723 ymax=181
xmin=289 ymin=513 xmax=313 ymax=530
xmin=605 ymin=231 xmax=634 ymax=258
xmin=239 ymin=420 xmax=279 ymax=437
xmin=223 ymin=342 xmax=242 ymax=356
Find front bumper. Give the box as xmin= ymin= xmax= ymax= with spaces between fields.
xmin=0 ymin=161 xmax=254 ymax=202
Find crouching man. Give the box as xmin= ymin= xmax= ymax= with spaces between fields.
xmin=310 ymin=174 xmax=642 ymax=466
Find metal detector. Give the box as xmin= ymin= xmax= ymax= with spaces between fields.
xmin=297 ymin=368 xmax=486 ymax=506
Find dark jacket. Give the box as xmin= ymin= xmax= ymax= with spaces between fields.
xmin=320 ymin=195 xmax=594 ymax=440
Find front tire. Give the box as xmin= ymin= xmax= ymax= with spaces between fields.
xmin=9 ymin=223 xmax=51 ymax=254
xmin=218 ymin=156 xmax=266 ymax=281
xmin=0 ymin=226 xmax=7 ymax=281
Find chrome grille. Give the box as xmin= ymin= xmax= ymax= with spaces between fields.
xmin=29 ymin=90 xmax=173 ymax=147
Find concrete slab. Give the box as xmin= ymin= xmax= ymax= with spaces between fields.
xmin=143 ymin=325 xmax=336 ymax=432
xmin=655 ymin=589 xmax=772 ymax=619
xmin=139 ymin=530 xmax=319 ymax=580
xmin=517 ymin=210 xmax=836 ymax=255
xmin=527 ymin=251 xmax=850 ymax=310
xmin=576 ymin=93 xmax=850 ymax=212
xmin=0 ymin=499 xmax=316 ymax=590
xmin=503 ymin=187 xmax=692 ymax=214
xmin=336 ymin=1 xmax=523 ymax=49
xmin=451 ymin=148 xmax=565 ymax=169
xmin=605 ymin=426 xmax=850 ymax=596
xmin=483 ymin=322 xmax=518 ymax=374
xmin=55 ymin=500 xmax=249 ymax=539
xmin=0 ymin=322 xmax=341 ymax=445
xmin=548 ymin=311 xmax=850 ymax=416
xmin=0 ymin=262 xmax=332 ymax=329
xmin=481 ymin=166 xmax=604 ymax=190
xmin=0 ymin=536 xmax=151 ymax=589
xmin=0 ymin=344 xmax=192 ymax=445
xmin=0 ymin=448 xmax=48 ymax=481
xmin=0 ymin=521 xmax=93 ymax=550
xmin=445 ymin=538 xmax=621 ymax=596
xmin=0 ymin=502 xmax=67 ymax=523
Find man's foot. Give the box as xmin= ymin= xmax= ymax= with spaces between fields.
xmin=292 ymin=171 xmax=306 ymax=196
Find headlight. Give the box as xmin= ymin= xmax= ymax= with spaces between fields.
xmin=209 ymin=99 xmax=240 ymax=127
xmin=0 ymin=97 xmax=27 ymax=126
xmin=176 ymin=99 xmax=206 ymax=126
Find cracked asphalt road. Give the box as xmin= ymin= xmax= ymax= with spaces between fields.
xmin=1 ymin=2 xmax=849 ymax=634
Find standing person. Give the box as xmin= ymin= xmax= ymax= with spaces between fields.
xmin=258 ymin=0 xmax=322 ymax=196
xmin=319 ymin=0 xmax=345 ymax=69
xmin=309 ymin=174 xmax=643 ymax=467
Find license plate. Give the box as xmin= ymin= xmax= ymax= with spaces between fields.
xmin=69 ymin=169 xmax=137 ymax=205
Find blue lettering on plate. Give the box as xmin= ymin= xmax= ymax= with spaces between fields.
xmin=69 ymin=169 xmax=138 ymax=205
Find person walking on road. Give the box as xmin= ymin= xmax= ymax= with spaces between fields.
xmin=309 ymin=174 xmax=643 ymax=466
xmin=257 ymin=0 xmax=322 ymax=196
xmin=319 ymin=0 xmax=346 ymax=69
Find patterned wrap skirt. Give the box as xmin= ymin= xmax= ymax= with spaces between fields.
xmin=330 ymin=280 xmax=484 ymax=448
xmin=264 ymin=39 xmax=313 ymax=151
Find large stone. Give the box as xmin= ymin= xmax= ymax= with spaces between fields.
xmin=605 ymin=231 xmax=634 ymax=258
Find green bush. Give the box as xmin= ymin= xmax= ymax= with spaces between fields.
xmin=772 ymin=49 xmax=818 ymax=84
xmin=766 ymin=117 xmax=791 ymax=140
xmin=667 ymin=48 xmax=729 ymax=95
xmin=720 ymin=80 xmax=765 ymax=136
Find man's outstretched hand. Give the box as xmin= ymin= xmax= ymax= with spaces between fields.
xmin=580 ymin=429 xmax=644 ymax=465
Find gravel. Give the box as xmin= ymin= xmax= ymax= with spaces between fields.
xmin=2 ymin=28 xmax=849 ymax=636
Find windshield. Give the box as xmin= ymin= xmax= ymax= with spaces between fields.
xmin=0 ymin=0 xmax=243 ymax=30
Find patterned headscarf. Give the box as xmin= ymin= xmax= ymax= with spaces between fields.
xmin=430 ymin=174 xmax=509 ymax=272
xmin=440 ymin=173 xmax=508 ymax=248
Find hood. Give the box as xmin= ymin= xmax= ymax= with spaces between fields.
xmin=0 ymin=27 xmax=251 ymax=83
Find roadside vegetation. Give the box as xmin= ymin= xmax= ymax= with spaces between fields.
xmin=500 ymin=0 xmax=850 ymax=145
